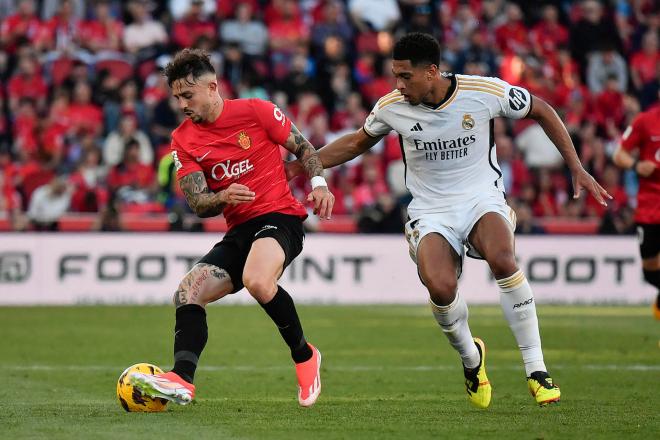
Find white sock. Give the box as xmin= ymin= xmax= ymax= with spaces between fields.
xmin=430 ymin=292 xmax=480 ymax=369
xmin=497 ymin=270 xmax=546 ymax=376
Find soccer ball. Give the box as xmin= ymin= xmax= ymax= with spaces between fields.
xmin=116 ymin=363 xmax=169 ymax=412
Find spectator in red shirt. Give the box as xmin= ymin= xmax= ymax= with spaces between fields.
xmin=594 ymin=75 xmax=626 ymax=129
xmin=78 ymin=0 xmax=123 ymax=54
xmin=0 ymin=0 xmax=44 ymax=54
xmin=107 ymin=138 xmax=156 ymax=204
xmin=172 ymin=0 xmax=216 ymax=49
xmin=530 ymin=4 xmax=569 ymax=60
xmin=494 ymin=3 xmax=529 ymax=55
xmin=40 ymin=0 xmax=82 ymax=52
xmin=268 ymin=0 xmax=310 ymax=78
xmin=7 ymin=54 xmax=48 ymax=113
xmin=69 ymin=148 xmax=108 ymax=213
xmin=585 ymin=164 xmax=628 ymax=217
xmin=66 ymin=81 xmax=103 ymax=137
xmin=630 ymin=31 xmax=659 ymax=93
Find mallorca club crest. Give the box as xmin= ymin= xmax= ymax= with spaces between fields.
xmin=237 ymin=130 xmax=251 ymax=149
xmin=462 ymin=114 xmax=475 ymax=130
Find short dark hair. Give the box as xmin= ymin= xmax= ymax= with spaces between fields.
xmin=392 ymin=33 xmax=441 ymax=67
xmin=164 ymin=48 xmax=215 ymax=87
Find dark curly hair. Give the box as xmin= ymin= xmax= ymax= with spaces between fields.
xmin=392 ymin=33 xmax=441 ymax=67
xmin=164 ymin=48 xmax=215 ymax=87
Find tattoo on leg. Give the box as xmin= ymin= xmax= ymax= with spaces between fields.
xmin=174 ymin=264 xmax=229 ymax=307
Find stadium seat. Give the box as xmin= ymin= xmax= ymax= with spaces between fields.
xmin=95 ymin=59 xmax=134 ymax=82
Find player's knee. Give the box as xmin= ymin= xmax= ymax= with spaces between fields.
xmin=488 ymin=250 xmax=518 ymax=279
xmin=242 ymin=272 xmax=277 ymax=302
xmin=425 ymin=276 xmax=458 ymax=305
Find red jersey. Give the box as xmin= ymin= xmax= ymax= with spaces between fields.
xmin=621 ymin=105 xmax=660 ymax=224
xmin=171 ymin=98 xmax=307 ymax=229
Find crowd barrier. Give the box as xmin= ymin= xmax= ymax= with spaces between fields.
xmin=0 ymin=233 xmax=652 ymax=305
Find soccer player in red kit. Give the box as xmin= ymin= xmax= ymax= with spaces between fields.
xmin=130 ymin=49 xmax=334 ymax=407
xmin=614 ymin=92 xmax=660 ymax=319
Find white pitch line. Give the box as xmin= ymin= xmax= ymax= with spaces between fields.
xmin=3 ymin=364 xmax=660 ymax=372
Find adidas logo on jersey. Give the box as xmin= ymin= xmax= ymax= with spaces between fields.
xmin=410 ymin=122 xmax=423 ymax=132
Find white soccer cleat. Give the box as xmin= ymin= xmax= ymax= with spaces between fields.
xmin=129 ymin=371 xmax=195 ymax=405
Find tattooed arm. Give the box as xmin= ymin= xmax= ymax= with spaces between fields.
xmin=282 ymin=123 xmax=324 ymax=178
xmin=282 ymin=123 xmax=335 ymax=219
xmin=179 ymin=171 xmax=255 ymax=218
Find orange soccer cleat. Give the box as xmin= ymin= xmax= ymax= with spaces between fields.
xmin=295 ymin=344 xmax=322 ymax=407
xmin=129 ymin=371 xmax=196 ymax=405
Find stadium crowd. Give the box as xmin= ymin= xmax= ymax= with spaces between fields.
xmin=0 ymin=0 xmax=658 ymax=233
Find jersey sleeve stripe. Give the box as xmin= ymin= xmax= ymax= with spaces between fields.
xmin=458 ymin=86 xmax=504 ymax=98
xmin=458 ymin=79 xmax=505 ymax=92
xmin=378 ymin=96 xmax=405 ymax=109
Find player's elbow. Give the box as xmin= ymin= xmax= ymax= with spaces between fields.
xmin=526 ymin=96 xmax=553 ymax=122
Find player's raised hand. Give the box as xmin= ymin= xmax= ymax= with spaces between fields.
xmin=220 ymin=183 xmax=255 ymax=205
xmin=284 ymin=160 xmax=304 ymax=181
xmin=307 ymin=186 xmax=335 ymax=220
xmin=571 ymin=167 xmax=613 ymax=206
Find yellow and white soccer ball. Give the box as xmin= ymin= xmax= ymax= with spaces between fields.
xmin=116 ymin=363 xmax=168 ymax=412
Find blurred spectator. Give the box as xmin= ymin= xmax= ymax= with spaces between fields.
xmin=78 ymin=0 xmax=123 ymax=54
xmin=40 ymin=0 xmax=82 ymax=53
xmin=106 ymin=138 xmax=156 ymax=206
xmin=311 ymin=0 xmax=353 ymax=54
xmin=570 ymin=0 xmax=623 ymax=72
xmin=357 ymin=192 xmax=404 ymax=233
xmin=104 ymin=79 xmax=148 ymax=134
xmin=514 ymin=202 xmax=546 ymax=235
xmin=349 ymin=0 xmax=400 ymax=32
xmin=630 ymin=31 xmax=659 ymax=93
xmin=586 ymin=45 xmax=628 ymax=94
xmin=220 ymin=1 xmax=269 ymax=57
xmin=0 ymin=0 xmax=44 ymax=54
xmin=69 ymin=147 xmax=107 ymax=212
xmin=103 ymin=114 xmax=153 ymax=166
xmin=268 ymin=0 xmax=310 ymax=79
xmin=515 ymin=122 xmax=564 ymax=169
xmin=66 ymin=81 xmax=103 ymax=137
xmin=530 ymin=4 xmax=569 ymax=60
xmin=27 ymin=175 xmax=72 ymax=230
xmin=169 ymin=0 xmax=215 ymax=21
xmin=171 ymin=0 xmax=216 ymax=49
xmin=123 ymin=0 xmax=168 ymax=61
xmin=494 ymin=3 xmax=529 ymax=56
xmin=40 ymin=0 xmax=85 ymax=21
xmin=7 ymin=53 xmax=48 ymax=113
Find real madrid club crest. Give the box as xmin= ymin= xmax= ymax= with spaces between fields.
xmin=462 ymin=114 xmax=475 ymax=130
xmin=237 ymin=130 xmax=251 ymax=149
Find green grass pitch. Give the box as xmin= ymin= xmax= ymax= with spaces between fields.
xmin=1 ymin=305 xmax=658 ymax=439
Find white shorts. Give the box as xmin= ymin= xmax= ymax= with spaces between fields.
xmin=404 ymin=191 xmax=516 ymax=271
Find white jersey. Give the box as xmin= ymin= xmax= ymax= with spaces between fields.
xmin=364 ymin=73 xmax=532 ymax=218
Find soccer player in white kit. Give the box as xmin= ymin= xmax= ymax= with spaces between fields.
xmin=288 ymin=33 xmax=611 ymax=408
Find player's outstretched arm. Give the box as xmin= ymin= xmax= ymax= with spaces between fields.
xmin=284 ymin=128 xmax=382 ymax=181
xmin=179 ymin=171 xmax=255 ymax=218
xmin=527 ymin=95 xmax=612 ymax=206
xmin=283 ymin=123 xmax=336 ymax=219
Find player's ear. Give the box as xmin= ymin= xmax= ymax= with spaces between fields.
xmin=427 ymin=64 xmax=438 ymax=81
xmin=207 ymin=79 xmax=218 ymax=95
